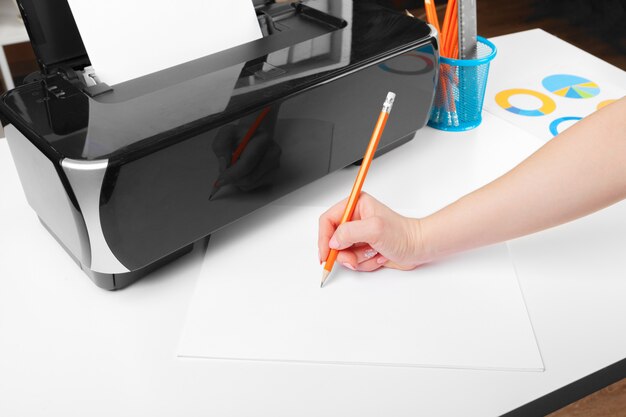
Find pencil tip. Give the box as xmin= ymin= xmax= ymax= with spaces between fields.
xmin=320 ymin=269 xmax=330 ymax=288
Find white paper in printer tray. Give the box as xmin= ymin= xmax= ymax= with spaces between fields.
xmin=66 ymin=0 xmax=263 ymax=85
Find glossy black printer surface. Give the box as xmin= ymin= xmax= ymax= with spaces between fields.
xmin=1 ymin=0 xmax=439 ymax=289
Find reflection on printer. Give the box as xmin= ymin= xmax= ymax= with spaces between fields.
xmin=0 ymin=0 xmax=439 ymax=289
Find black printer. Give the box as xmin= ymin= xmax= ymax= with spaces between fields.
xmin=0 ymin=0 xmax=439 ymax=289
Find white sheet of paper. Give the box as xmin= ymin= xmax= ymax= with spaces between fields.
xmin=179 ymin=205 xmax=543 ymax=371
xmin=66 ymin=0 xmax=262 ymax=85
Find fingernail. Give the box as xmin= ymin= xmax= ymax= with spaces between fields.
xmin=318 ymin=251 xmax=322 ymax=264
xmin=329 ymin=237 xmax=339 ymax=249
xmin=342 ymin=262 xmax=355 ymax=270
xmin=364 ymin=249 xmax=377 ymax=259
xmin=376 ymin=257 xmax=388 ymax=264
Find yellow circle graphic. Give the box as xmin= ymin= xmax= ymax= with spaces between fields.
xmin=597 ymin=99 xmax=616 ymax=110
xmin=495 ymin=88 xmax=557 ymax=116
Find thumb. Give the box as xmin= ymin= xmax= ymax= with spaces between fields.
xmin=329 ymin=217 xmax=383 ymax=250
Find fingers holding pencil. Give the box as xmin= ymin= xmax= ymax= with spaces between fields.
xmin=318 ymin=193 xmax=428 ymax=276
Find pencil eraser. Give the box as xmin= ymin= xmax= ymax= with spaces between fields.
xmin=384 ymin=92 xmax=396 ymax=112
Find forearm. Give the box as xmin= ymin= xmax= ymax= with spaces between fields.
xmin=421 ymin=97 xmax=626 ymax=260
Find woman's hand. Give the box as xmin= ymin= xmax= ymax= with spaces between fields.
xmin=321 ymin=99 xmax=626 ymax=272
xmin=318 ymin=193 xmax=429 ymax=272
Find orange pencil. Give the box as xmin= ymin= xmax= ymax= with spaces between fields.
xmin=446 ymin=2 xmax=459 ymax=59
xmin=440 ymin=0 xmax=454 ymax=56
xmin=209 ymin=106 xmax=271 ymax=200
xmin=321 ymin=92 xmax=396 ymax=288
xmin=442 ymin=0 xmax=458 ymax=58
xmin=442 ymin=0 xmax=457 ymax=57
xmin=424 ymin=0 xmax=441 ymax=36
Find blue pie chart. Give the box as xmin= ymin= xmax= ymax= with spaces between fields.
xmin=542 ymin=74 xmax=600 ymax=99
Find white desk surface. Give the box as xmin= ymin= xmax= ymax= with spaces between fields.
xmin=1 ymin=30 xmax=625 ymax=417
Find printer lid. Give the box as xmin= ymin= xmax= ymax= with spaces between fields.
xmin=1 ymin=1 xmax=436 ymax=162
xmin=16 ymin=0 xmax=90 ymax=74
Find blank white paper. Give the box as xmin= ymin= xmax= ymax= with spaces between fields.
xmin=66 ymin=0 xmax=262 ymax=85
xmin=179 ymin=205 xmax=543 ymax=371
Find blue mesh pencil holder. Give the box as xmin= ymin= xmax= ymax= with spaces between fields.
xmin=428 ymin=36 xmax=497 ymax=131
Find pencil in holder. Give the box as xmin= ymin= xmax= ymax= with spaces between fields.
xmin=428 ymin=36 xmax=497 ymax=131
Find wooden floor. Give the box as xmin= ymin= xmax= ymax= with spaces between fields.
xmin=477 ymin=0 xmax=624 ymax=70
xmin=548 ymin=378 xmax=626 ymax=417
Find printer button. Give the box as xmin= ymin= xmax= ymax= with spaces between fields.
xmin=46 ymin=85 xmax=67 ymax=99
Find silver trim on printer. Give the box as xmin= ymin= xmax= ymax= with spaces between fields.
xmin=5 ymin=125 xmax=91 ymax=266
xmin=426 ymin=23 xmax=440 ymax=54
xmin=61 ymin=158 xmax=130 ymax=274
